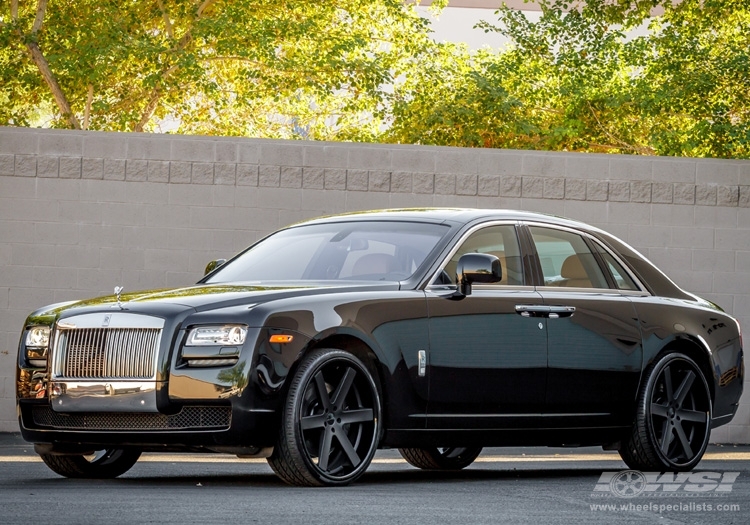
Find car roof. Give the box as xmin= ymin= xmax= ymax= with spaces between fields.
xmin=294 ymin=208 xmax=604 ymax=233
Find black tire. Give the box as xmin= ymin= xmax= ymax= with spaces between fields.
xmin=399 ymin=447 xmax=482 ymax=470
xmin=40 ymin=449 xmax=141 ymax=479
xmin=267 ymin=348 xmax=381 ymax=486
xmin=619 ymin=352 xmax=711 ymax=472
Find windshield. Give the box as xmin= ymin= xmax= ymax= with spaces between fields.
xmin=206 ymin=221 xmax=449 ymax=283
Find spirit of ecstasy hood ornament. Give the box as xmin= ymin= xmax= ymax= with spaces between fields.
xmin=114 ymin=286 xmax=124 ymax=309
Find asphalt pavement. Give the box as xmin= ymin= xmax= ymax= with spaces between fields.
xmin=1 ymin=432 xmax=748 ymax=524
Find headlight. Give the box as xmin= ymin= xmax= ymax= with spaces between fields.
xmin=25 ymin=326 xmax=51 ymax=367
xmin=186 ymin=325 xmax=248 ymax=346
xmin=26 ymin=327 xmax=50 ymax=349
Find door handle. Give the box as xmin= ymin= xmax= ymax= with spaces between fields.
xmin=515 ymin=305 xmax=575 ymax=318
xmin=515 ymin=305 xmax=551 ymax=317
xmin=547 ymin=306 xmax=576 ymax=319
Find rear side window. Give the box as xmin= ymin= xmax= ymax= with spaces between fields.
xmin=529 ymin=226 xmax=608 ymax=289
xmin=592 ymin=242 xmax=639 ymax=291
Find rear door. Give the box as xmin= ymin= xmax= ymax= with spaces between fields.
xmin=524 ymin=223 xmax=643 ymax=427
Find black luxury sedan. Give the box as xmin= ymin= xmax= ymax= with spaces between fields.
xmin=16 ymin=209 xmax=744 ymax=486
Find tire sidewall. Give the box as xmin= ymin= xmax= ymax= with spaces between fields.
xmin=643 ymin=352 xmax=712 ymax=471
xmin=40 ymin=449 xmax=141 ymax=479
xmin=290 ymin=348 xmax=381 ymax=485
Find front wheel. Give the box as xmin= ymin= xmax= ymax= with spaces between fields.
xmin=399 ymin=447 xmax=482 ymax=470
xmin=620 ymin=352 xmax=712 ymax=472
xmin=40 ymin=449 xmax=141 ymax=478
xmin=267 ymin=348 xmax=381 ymax=486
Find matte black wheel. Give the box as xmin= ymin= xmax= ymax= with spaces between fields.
xmin=399 ymin=446 xmax=482 ymax=470
xmin=620 ymin=352 xmax=711 ymax=471
xmin=267 ymin=348 xmax=381 ymax=486
xmin=40 ymin=449 xmax=141 ymax=479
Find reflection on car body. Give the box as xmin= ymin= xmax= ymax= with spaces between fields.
xmin=16 ymin=209 xmax=743 ymax=486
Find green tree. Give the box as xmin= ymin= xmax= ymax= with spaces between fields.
xmin=384 ymin=0 xmax=750 ymax=158
xmin=632 ymin=0 xmax=750 ymax=157
xmin=383 ymin=43 xmax=536 ymax=148
xmin=0 ymin=0 xmax=435 ymax=139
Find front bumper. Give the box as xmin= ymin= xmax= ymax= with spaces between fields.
xmin=17 ymin=399 xmax=278 ymax=453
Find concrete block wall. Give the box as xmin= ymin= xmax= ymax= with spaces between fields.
xmin=1 ymin=126 xmax=748 ymax=443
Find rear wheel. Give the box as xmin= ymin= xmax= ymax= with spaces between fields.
xmin=267 ymin=348 xmax=381 ymax=486
xmin=40 ymin=449 xmax=141 ymax=478
xmin=620 ymin=352 xmax=711 ymax=471
xmin=399 ymin=447 xmax=482 ymax=470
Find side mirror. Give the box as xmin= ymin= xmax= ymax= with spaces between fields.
xmin=455 ymin=253 xmax=502 ymax=297
xmin=204 ymin=259 xmax=227 ymax=276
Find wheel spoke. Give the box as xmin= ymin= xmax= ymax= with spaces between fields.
xmin=313 ymin=371 xmax=332 ymax=410
xmin=339 ymin=408 xmax=374 ymax=425
xmin=674 ymin=421 xmax=695 ymax=460
xmin=673 ymin=370 xmax=696 ymax=406
xmin=662 ymin=365 xmax=675 ymax=403
xmin=678 ymin=408 xmax=707 ymax=424
xmin=300 ymin=414 xmax=327 ymax=430
xmin=331 ymin=367 xmax=356 ymax=407
xmin=317 ymin=429 xmax=333 ymax=471
xmin=335 ymin=432 xmax=361 ymax=467
xmin=651 ymin=403 xmax=669 ymax=418
xmin=659 ymin=421 xmax=673 ymax=455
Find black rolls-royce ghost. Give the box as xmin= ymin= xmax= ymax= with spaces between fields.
xmin=16 ymin=209 xmax=744 ymax=486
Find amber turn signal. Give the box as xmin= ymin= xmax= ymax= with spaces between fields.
xmin=269 ymin=334 xmax=294 ymax=344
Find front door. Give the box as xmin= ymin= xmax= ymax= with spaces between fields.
xmin=425 ymin=224 xmax=548 ymax=430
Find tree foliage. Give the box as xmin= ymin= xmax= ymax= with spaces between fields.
xmin=384 ymin=0 xmax=750 ymax=158
xmin=0 ymin=0 xmax=433 ymax=139
xmin=1 ymin=0 xmax=748 ymax=158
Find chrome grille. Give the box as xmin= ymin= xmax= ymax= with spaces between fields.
xmin=53 ymin=327 xmax=161 ymax=379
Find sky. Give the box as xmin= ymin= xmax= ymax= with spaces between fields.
xmin=417 ymin=6 xmax=542 ymax=49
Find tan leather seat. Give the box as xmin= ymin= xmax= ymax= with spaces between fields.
xmin=351 ymin=253 xmax=398 ymax=277
xmin=560 ymin=254 xmax=592 ymax=288
xmin=486 ymin=251 xmax=507 ymax=285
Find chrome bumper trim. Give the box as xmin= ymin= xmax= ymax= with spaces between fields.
xmin=50 ymin=380 xmax=159 ymax=413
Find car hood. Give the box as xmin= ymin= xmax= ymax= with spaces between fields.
xmin=28 ymin=281 xmax=402 ymax=321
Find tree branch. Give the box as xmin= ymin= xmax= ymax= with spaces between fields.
xmin=32 ymin=0 xmax=48 ymax=33
xmin=156 ymin=0 xmax=174 ymax=39
xmin=84 ymin=84 xmax=93 ymax=129
xmin=134 ymin=88 xmax=161 ymax=132
xmin=10 ymin=0 xmax=80 ymax=129
xmin=134 ymin=0 xmax=217 ymax=130
xmin=196 ymin=0 xmax=217 ymax=18
xmin=26 ymin=41 xmax=81 ymax=129
xmin=586 ymin=101 xmax=654 ymax=155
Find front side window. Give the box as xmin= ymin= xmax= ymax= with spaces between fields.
xmin=206 ymin=221 xmax=449 ymax=283
xmin=438 ymin=224 xmax=524 ymax=286
xmin=529 ymin=226 xmax=608 ymax=289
